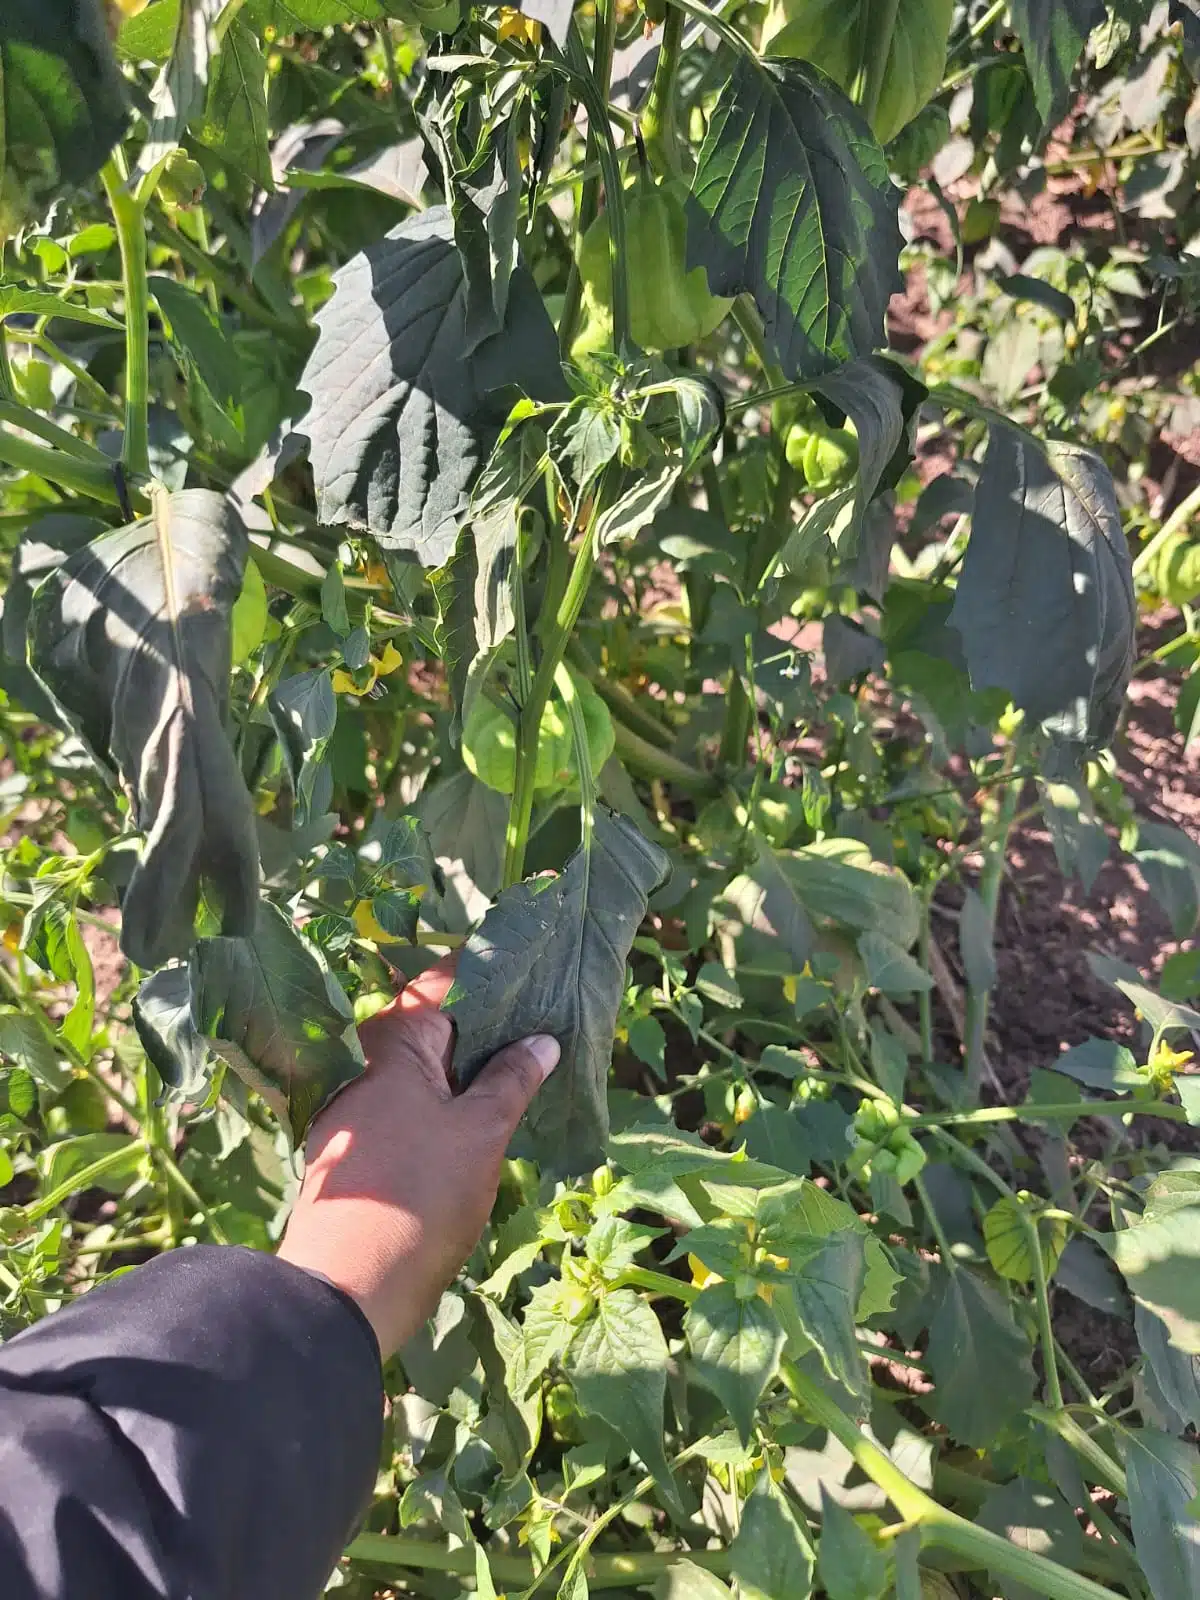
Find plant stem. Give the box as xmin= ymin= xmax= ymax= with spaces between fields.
xmin=963 ymin=763 xmax=1023 ymax=1102
xmin=101 ymin=159 xmax=150 ymax=481
xmin=719 ymin=459 xmax=795 ymax=767
xmin=1132 ymin=479 xmax=1200 ymax=580
xmin=905 ymin=1098 xmax=1183 ymax=1130
xmin=782 ymin=1360 xmax=1124 ymax=1600
xmin=0 ymin=427 xmax=122 ymax=503
xmin=917 ymin=885 xmax=934 ymax=1064
xmin=641 ymin=4 xmax=686 ymax=179
xmin=347 ymin=1534 xmax=732 ymax=1590
xmin=0 ymin=401 xmax=114 ymax=465
xmin=612 ymin=719 xmax=716 ymax=792
xmin=1035 ymin=1407 xmax=1129 ymax=1499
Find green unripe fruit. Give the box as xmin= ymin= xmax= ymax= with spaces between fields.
xmin=574 ymin=177 xmax=733 ymax=357
xmin=785 ymin=419 xmax=859 ymax=494
xmin=545 ymin=1380 xmax=585 ymax=1444
xmin=461 ymin=669 xmax=613 ymax=798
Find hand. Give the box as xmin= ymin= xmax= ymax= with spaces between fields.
xmin=277 ymin=963 xmax=559 ymax=1359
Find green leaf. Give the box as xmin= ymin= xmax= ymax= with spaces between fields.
xmin=445 ymin=810 xmax=669 ymax=1176
xmin=783 ymin=839 xmax=919 ymax=947
xmin=151 ymin=274 xmax=242 ymax=410
xmin=566 ymin=1287 xmax=676 ymax=1502
xmin=653 ymin=1561 xmax=734 ymax=1599
xmin=982 ymin=1195 xmax=1067 ymax=1284
xmin=816 ymin=1489 xmax=888 ymax=1600
xmin=924 ymin=1266 xmax=1035 ymax=1446
xmin=269 ymin=669 xmax=337 ymax=825
xmin=297 ymin=207 xmax=564 ymax=566
xmin=1040 ymin=776 xmax=1110 ymax=891
xmin=27 ymin=490 xmax=260 ymax=968
xmin=811 ymin=357 xmax=912 ymax=543
xmin=729 ymin=1469 xmax=815 ymax=1600
xmin=1136 ymin=1305 xmax=1200 ymax=1433
xmin=1110 ymin=1197 xmax=1200 ymax=1355
xmin=1125 ymin=1427 xmax=1200 ymax=1600
xmin=191 ymin=900 xmax=366 ymax=1143
xmin=0 ymin=0 xmax=129 ymax=211
xmin=958 ymin=884 xmax=997 ymax=993
xmin=137 ymin=0 xmax=223 ymax=178
xmin=1008 ymin=0 xmax=1105 ymax=124
xmin=133 ymin=965 xmax=213 ymax=1100
xmin=949 ymin=427 xmax=1135 ymax=754
xmin=686 ymin=56 xmax=901 ymax=382
xmin=242 ymin=0 xmax=387 ymax=26
xmin=193 ymin=17 xmax=271 ymax=187
xmin=38 ymin=1131 xmax=141 ymax=1194
xmin=857 ymin=931 xmax=932 ymax=996
xmin=685 ymin=1280 xmax=784 ymax=1444
xmin=780 ymin=1229 xmax=867 ymax=1397
xmin=760 ymin=0 xmax=955 ymax=145
xmin=1133 ymin=821 xmax=1200 ymax=939
xmin=0 ymin=1009 xmax=69 ymax=1091
xmin=419 ymin=768 xmax=507 ymax=931
xmin=0 ymin=287 xmax=120 ymax=329
xmin=719 ymin=840 xmax=816 ymax=971
xmin=977 ymin=1478 xmax=1085 ymax=1600
xmin=1052 ymin=1036 xmax=1143 ymax=1093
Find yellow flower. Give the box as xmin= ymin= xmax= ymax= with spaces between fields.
xmin=2 ymin=923 xmax=20 ymax=955
xmin=352 ymin=900 xmax=392 ymax=944
xmin=332 ymin=641 xmax=403 ymax=695
xmin=689 ymin=1254 xmax=719 ymax=1289
xmin=782 ymin=975 xmax=797 ymax=1004
xmin=1147 ymin=1041 xmax=1194 ymax=1079
xmin=497 ymin=8 xmax=541 ymax=44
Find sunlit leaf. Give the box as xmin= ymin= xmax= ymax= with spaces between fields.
xmin=567 ymin=1288 xmax=676 ymax=1503
xmin=685 ymin=1281 xmax=784 ymax=1444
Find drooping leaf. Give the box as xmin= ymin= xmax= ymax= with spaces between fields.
xmin=191 ymin=899 xmax=366 ymax=1143
xmin=653 ymin=1561 xmax=734 ymax=1600
xmin=1040 ymin=776 xmax=1110 ymax=892
xmin=193 ymin=17 xmax=272 ymax=187
xmin=783 ymin=838 xmax=919 ymax=947
xmin=298 ymin=206 xmax=564 ymax=566
xmin=857 ymin=931 xmax=932 ymax=996
xmin=0 ymin=0 xmax=129 ymax=212
xmin=151 ymin=274 xmax=242 ymax=410
xmin=133 ymin=965 xmax=213 ymax=1100
xmin=445 ymin=809 xmax=670 ymax=1175
xmin=269 ymin=669 xmax=337 ymax=824
xmin=760 ymin=0 xmax=955 ymax=145
xmin=729 ymin=1469 xmax=815 ymax=1600
xmin=719 ymin=841 xmax=816 ymax=971
xmin=1125 ymin=1427 xmax=1200 ymax=1600
xmin=1008 ymin=0 xmax=1105 ymax=124
xmin=958 ymin=884 xmax=998 ymax=993
xmin=923 ymin=1266 xmax=1036 ymax=1446
xmin=686 ymin=56 xmax=901 ymax=382
xmin=26 ymin=489 xmax=260 ymax=968
xmin=949 ymin=427 xmax=1135 ymax=755
xmin=419 ymin=767 xmax=508 ymax=931
xmin=567 ymin=1288 xmax=676 ymax=1501
xmin=685 ymin=1280 xmax=784 ymax=1444
xmin=808 ymin=361 xmax=910 ymax=539
xmin=816 ymin=1489 xmax=888 ymax=1600
xmin=2 ymin=513 xmax=103 ymax=669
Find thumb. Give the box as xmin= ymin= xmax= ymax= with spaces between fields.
xmin=460 ymin=1034 xmax=560 ymax=1145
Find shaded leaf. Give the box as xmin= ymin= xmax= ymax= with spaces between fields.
xmin=729 ymin=1469 xmax=815 ymax=1600
xmin=194 ymin=17 xmax=271 ymax=187
xmin=1136 ymin=1304 xmax=1200 ymax=1433
xmin=812 ymin=358 xmax=911 ymax=541
xmin=298 ymin=206 xmax=564 ymax=566
xmin=191 ymin=899 xmax=365 ymax=1142
xmin=27 ymin=489 xmax=260 ymax=968
xmin=653 ymin=1561 xmax=734 ymax=1600
xmin=1125 ymin=1427 xmax=1200 ymax=1600
xmin=958 ymin=884 xmax=997 ymax=993
xmin=924 ymin=1266 xmax=1035 ymax=1445
xmin=1009 ymin=0 xmax=1105 ymax=124
xmin=269 ymin=669 xmax=337 ymax=824
xmin=858 ymin=931 xmax=932 ymax=996
xmin=685 ymin=1280 xmax=784 ymax=1444
xmin=949 ymin=427 xmax=1134 ymax=755
xmin=419 ymin=767 xmax=507 ymax=931
xmin=133 ymin=964 xmax=213 ymax=1100
xmin=1110 ymin=1197 xmax=1200 ymax=1355
xmin=137 ymin=0 xmax=222 ymax=178
xmin=1133 ymin=821 xmax=1200 ymax=940
xmin=978 ymin=1478 xmax=1085 ymax=1600
xmin=152 ymin=274 xmax=242 ymax=410
xmin=446 ymin=810 xmax=669 ymax=1175
xmin=816 ymin=1489 xmax=888 ymax=1600
xmin=567 ymin=1288 xmax=676 ymax=1502
xmin=1052 ymin=1036 xmax=1143 ymax=1093
xmin=1040 ymin=776 xmax=1110 ymax=891
xmin=781 ymin=1229 xmax=867 ymax=1397
xmin=686 ymin=56 xmax=901 ymax=381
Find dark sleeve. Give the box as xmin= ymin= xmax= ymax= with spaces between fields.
xmin=0 ymin=1245 xmax=383 ymax=1600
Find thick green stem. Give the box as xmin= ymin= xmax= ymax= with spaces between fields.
xmin=101 ymin=159 xmax=150 ymax=480
xmin=347 ymin=1535 xmax=731 ymax=1590
xmin=963 ymin=766 xmax=1023 ymax=1102
xmin=641 ymin=4 xmax=686 ymax=179
xmin=612 ymin=719 xmax=715 ymax=792
xmin=0 ymin=428 xmax=122 ymax=503
xmin=781 ymin=1360 xmax=1124 ymax=1600
xmin=917 ymin=886 xmax=934 ymax=1064
xmin=905 ymin=1098 xmax=1183 ymax=1130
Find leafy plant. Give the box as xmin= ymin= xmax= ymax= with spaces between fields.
xmin=2 ymin=0 xmax=1200 ymax=1596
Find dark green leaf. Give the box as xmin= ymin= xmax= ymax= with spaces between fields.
xmin=0 ymin=1007 xmax=69 ymax=1091
xmin=1052 ymin=1036 xmax=1143 ymax=1093
xmin=419 ymin=767 xmax=507 ymax=931
xmin=686 ymin=57 xmax=901 ymax=381
xmin=729 ymin=1469 xmax=815 ymax=1600
xmin=27 ymin=490 xmax=259 ymax=968
xmin=269 ymin=669 xmax=337 ymax=824
xmin=191 ymin=899 xmax=365 ymax=1142
xmin=298 ymin=207 xmax=564 ymax=566
xmin=152 ymin=274 xmax=242 ymax=409
xmin=924 ymin=1266 xmax=1035 ymax=1446
xmin=685 ymin=1280 xmax=784 ymax=1444
xmin=949 ymin=427 xmax=1135 ymax=754
xmin=978 ymin=1478 xmax=1085 ymax=1600
xmin=1133 ymin=821 xmax=1200 ymax=939
xmin=567 ymin=1288 xmax=676 ymax=1502
xmin=1040 ymin=776 xmax=1110 ymax=891
xmin=133 ymin=964 xmax=213 ymax=1100
xmin=2 ymin=513 xmax=102 ymax=668
xmin=782 ymin=1229 xmax=867 ymax=1397
xmin=811 ymin=359 xmax=909 ymax=542
xmin=742 ymin=1105 xmax=813 ymax=1176
xmin=997 ymin=273 xmax=1077 ymax=322
xmin=816 ymin=1490 xmax=888 ymax=1600
xmin=194 ymin=17 xmax=271 ymax=187
xmin=653 ymin=1562 xmax=734 ymax=1600
xmin=1125 ymin=1427 xmax=1200 ymax=1600
xmin=858 ymin=931 xmax=932 ymax=996
xmin=1136 ymin=1305 xmax=1200 ymax=1432
xmin=0 ymin=0 xmax=129 ymax=208
xmin=446 ymin=810 xmax=670 ymax=1175
xmin=958 ymin=884 xmax=997 ymax=993
xmin=1008 ymin=0 xmax=1105 ymax=124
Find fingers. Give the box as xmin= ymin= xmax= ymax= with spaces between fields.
xmin=460 ymin=1035 xmax=560 ymax=1146
xmin=357 ymin=954 xmax=459 ymax=1085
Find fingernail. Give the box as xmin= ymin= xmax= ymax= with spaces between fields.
xmin=525 ymin=1034 xmax=560 ymax=1081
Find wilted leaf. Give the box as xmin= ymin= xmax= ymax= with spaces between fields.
xmin=567 ymin=1288 xmax=676 ymax=1501
xmin=446 ymin=810 xmax=669 ymax=1175
xmin=858 ymin=931 xmax=932 ymax=996
xmin=924 ymin=1266 xmax=1035 ymax=1446
xmin=27 ymin=489 xmax=260 ymax=968
xmin=1125 ymin=1427 xmax=1200 ymax=1600
xmin=419 ymin=767 xmax=508 ymax=931
xmin=191 ymin=899 xmax=365 ymax=1142
xmin=298 ymin=206 xmax=564 ymax=566
xmin=133 ymin=964 xmax=213 ymax=1100
xmin=1009 ymin=0 xmax=1105 ymax=124
xmin=685 ymin=1280 xmax=784 ymax=1444
xmin=686 ymin=56 xmax=901 ymax=381
xmin=729 ymin=1469 xmax=815 ymax=1600
xmin=0 ymin=0 xmax=129 ymax=211
xmin=949 ymin=427 xmax=1134 ymax=755
xmin=152 ymin=274 xmax=242 ymax=410
xmin=958 ymin=885 xmax=997 ymax=992
xmin=1136 ymin=1304 xmax=1200 ymax=1432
